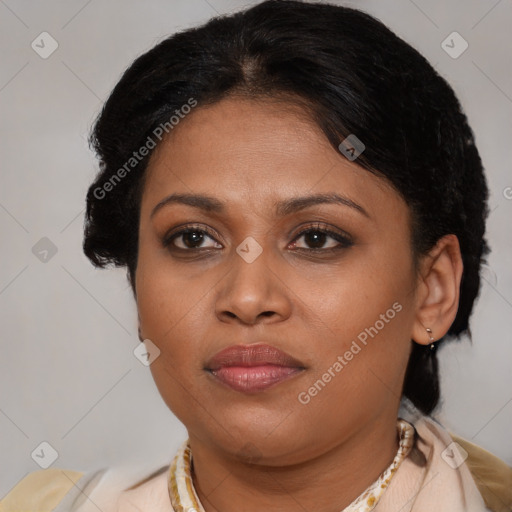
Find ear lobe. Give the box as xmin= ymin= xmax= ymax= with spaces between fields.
xmin=412 ymin=234 xmax=463 ymax=345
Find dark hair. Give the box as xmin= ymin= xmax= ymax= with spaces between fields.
xmin=84 ymin=0 xmax=489 ymax=415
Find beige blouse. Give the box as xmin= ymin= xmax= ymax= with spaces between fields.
xmin=2 ymin=412 xmax=511 ymax=511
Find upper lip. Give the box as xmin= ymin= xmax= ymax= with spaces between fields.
xmin=205 ymin=343 xmax=305 ymax=371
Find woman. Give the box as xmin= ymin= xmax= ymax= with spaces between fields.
xmin=3 ymin=1 xmax=511 ymax=510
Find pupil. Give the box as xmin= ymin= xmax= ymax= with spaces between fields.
xmin=184 ymin=231 xmax=203 ymax=248
xmin=305 ymin=231 xmax=326 ymax=248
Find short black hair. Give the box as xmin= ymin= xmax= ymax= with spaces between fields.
xmin=84 ymin=0 xmax=489 ymax=415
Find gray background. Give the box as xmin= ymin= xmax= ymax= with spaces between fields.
xmin=1 ymin=0 xmax=511 ymax=497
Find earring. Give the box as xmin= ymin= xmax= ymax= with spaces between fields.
xmin=426 ymin=327 xmax=435 ymax=351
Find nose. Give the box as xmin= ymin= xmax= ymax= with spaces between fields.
xmin=215 ymin=249 xmax=292 ymax=326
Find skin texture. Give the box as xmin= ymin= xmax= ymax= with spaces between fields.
xmin=135 ymin=96 xmax=463 ymax=511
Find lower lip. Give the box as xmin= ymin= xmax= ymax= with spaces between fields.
xmin=209 ymin=365 xmax=302 ymax=393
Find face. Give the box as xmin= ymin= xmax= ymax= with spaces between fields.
xmin=136 ymin=96 xmax=420 ymax=465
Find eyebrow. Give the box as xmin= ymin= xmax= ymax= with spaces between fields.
xmin=150 ymin=192 xmax=369 ymax=218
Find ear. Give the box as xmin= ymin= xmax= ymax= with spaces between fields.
xmin=412 ymin=234 xmax=463 ymax=345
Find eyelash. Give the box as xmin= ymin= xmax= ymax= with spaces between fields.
xmin=292 ymin=224 xmax=354 ymax=252
xmin=162 ymin=223 xmax=354 ymax=254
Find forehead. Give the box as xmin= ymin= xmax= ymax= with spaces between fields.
xmin=147 ymin=96 xmax=333 ymax=176
xmin=142 ymin=96 xmax=402 ymax=219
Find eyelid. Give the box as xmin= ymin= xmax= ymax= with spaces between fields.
xmin=296 ymin=221 xmax=352 ymax=237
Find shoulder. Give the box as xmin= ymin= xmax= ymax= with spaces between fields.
xmin=451 ymin=433 xmax=512 ymax=512
xmin=412 ymin=413 xmax=512 ymax=511
xmin=0 ymin=468 xmax=85 ymax=511
xmin=0 ymin=465 xmax=172 ymax=512
xmin=398 ymin=400 xmax=512 ymax=511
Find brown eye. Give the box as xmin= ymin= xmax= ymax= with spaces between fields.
xmin=290 ymin=226 xmax=353 ymax=251
xmin=301 ymin=230 xmax=330 ymax=249
xmin=164 ymin=227 xmax=222 ymax=250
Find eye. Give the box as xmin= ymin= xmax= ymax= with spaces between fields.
xmin=289 ymin=224 xmax=353 ymax=251
xmin=162 ymin=223 xmax=353 ymax=253
xmin=163 ymin=225 xmax=222 ymax=250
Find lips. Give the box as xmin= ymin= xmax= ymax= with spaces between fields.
xmin=205 ymin=343 xmax=305 ymax=393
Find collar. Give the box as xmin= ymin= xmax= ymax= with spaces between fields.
xmin=168 ymin=419 xmax=415 ymax=512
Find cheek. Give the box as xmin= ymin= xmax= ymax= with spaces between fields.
xmin=300 ymin=239 xmax=416 ymax=395
xmin=310 ymin=243 xmax=414 ymax=339
xmin=136 ymin=270 xmax=208 ymax=367
xmin=135 ymin=244 xmax=216 ymax=393
xmin=137 ymin=269 xmax=211 ymax=424
xmin=135 ymin=236 xmax=203 ymax=337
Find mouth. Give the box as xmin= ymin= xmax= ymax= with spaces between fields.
xmin=205 ymin=343 xmax=306 ymax=393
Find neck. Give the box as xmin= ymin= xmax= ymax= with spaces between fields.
xmin=188 ymin=413 xmax=400 ymax=512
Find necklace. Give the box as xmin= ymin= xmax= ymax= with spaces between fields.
xmin=168 ymin=419 xmax=415 ymax=512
